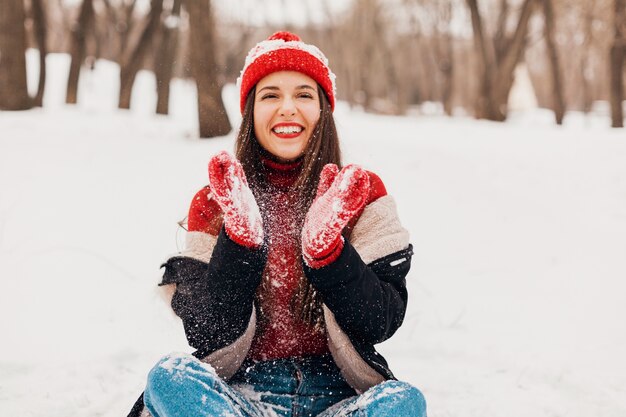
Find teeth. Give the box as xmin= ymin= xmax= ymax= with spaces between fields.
xmin=273 ymin=125 xmax=302 ymax=134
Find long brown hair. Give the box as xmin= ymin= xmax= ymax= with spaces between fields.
xmin=235 ymin=85 xmax=342 ymax=330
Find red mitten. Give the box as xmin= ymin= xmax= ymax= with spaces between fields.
xmin=208 ymin=151 xmax=264 ymax=248
xmin=187 ymin=187 xmax=224 ymax=235
xmin=302 ymin=164 xmax=370 ymax=268
xmin=315 ymin=163 xmax=339 ymax=198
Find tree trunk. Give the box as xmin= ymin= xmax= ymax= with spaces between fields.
xmin=492 ymin=0 xmax=537 ymax=113
xmin=436 ymin=0 xmax=454 ymax=116
xmin=119 ymin=0 xmax=138 ymax=62
xmin=118 ymin=0 xmax=163 ymax=109
xmin=441 ymin=37 xmax=454 ymax=116
xmin=374 ymin=14 xmax=401 ymax=114
xmin=580 ymin=1 xmax=594 ymax=114
xmin=542 ymin=0 xmax=565 ymax=125
xmin=31 ymin=0 xmax=47 ymax=107
xmin=155 ymin=0 xmax=182 ymax=115
xmin=494 ymin=0 xmax=510 ymax=63
xmin=66 ymin=0 xmax=94 ymax=104
xmin=0 ymin=0 xmax=31 ymax=110
xmin=610 ymin=0 xmax=625 ymax=128
xmin=466 ymin=0 xmax=500 ymax=120
xmin=610 ymin=44 xmax=625 ymax=127
xmin=466 ymin=0 xmax=537 ymax=121
xmin=102 ymin=0 xmax=137 ymax=63
xmin=184 ymin=0 xmax=231 ymax=138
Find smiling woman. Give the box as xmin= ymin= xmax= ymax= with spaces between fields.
xmin=128 ymin=31 xmax=426 ymax=417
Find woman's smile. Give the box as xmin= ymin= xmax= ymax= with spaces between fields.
xmin=272 ymin=122 xmax=305 ymax=139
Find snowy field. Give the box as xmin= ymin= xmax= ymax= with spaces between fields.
xmin=1 ymin=53 xmax=625 ymax=417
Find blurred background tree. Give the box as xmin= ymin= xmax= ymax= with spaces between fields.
xmin=1 ymin=0 xmax=624 ymax=129
xmin=610 ymin=0 xmax=625 ymax=127
xmin=0 ymin=0 xmax=31 ymax=110
xmin=66 ymin=0 xmax=94 ymax=104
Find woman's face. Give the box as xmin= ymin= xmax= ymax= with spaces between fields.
xmin=253 ymin=71 xmax=321 ymax=161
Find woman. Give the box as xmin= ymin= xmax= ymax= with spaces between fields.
xmin=129 ymin=31 xmax=426 ymax=417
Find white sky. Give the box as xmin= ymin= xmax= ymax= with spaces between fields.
xmin=214 ymin=0 xmax=354 ymax=27
xmin=62 ymin=0 xmax=354 ymax=27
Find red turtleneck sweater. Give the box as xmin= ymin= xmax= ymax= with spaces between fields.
xmin=247 ymin=158 xmax=329 ymax=359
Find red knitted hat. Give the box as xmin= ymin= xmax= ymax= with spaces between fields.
xmin=237 ymin=31 xmax=336 ymax=113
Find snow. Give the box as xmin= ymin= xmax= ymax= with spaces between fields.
xmin=302 ymin=165 xmax=368 ymax=263
xmin=158 ymin=353 xmax=217 ymax=378
xmin=230 ymin=384 xmax=286 ymax=417
xmin=1 ymin=52 xmax=626 ymax=416
xmin=211 ymin=152 xmax=264 ymax=247
xmin=337 ymin=165 xmax=358 ymax=192
xmin=508 ymin=63 xmax=539 ymax=112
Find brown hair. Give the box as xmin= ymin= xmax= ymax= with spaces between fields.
xmin=235 ymin=85 xmax=342 ymax=330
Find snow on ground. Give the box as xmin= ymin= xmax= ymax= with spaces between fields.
xmin=1 ymin=53 xmax=625 ymax=417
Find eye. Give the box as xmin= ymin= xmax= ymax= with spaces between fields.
xmin=297 ymin=92 xmax=314 ymax=99
xmin=260 ymin=93 xmax=278 ymax=100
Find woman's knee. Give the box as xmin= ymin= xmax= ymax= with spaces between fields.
xmin=145 ymin=353 xmax=236 ymax=416
xmin=372 ymin=380 xmax=427 ymax=416
xmin=146 ymin=352 xmax=218 ymax=392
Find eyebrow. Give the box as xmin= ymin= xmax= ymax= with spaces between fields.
xmin=257 ymin=85 xmax=316 ymax=93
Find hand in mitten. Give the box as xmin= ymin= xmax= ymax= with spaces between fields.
xmin=208 ymin=151 xmax=264 ymax=248
xmin=187 ymin=187 xmax=224 ymax=235
xmin=301 ymin=164 xmax=370 ymax=268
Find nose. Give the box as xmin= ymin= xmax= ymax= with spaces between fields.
xmin=279 ymin=97 xmax=296 ymax=117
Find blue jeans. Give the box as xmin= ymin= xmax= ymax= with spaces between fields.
xmin=144 ymin=352 xmax=426 ymax=417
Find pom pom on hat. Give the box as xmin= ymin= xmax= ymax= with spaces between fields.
xmin=268 ymin=31 xmax=301 ymax=42
xmin=237 ymin=31 xmax=336 ymax=113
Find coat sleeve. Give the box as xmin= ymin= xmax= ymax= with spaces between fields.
xmin=161 ymin=228 xmax=266 ymax=354
xmin=304 ymin=241 xmax=412 ymax=345
xmin=303 ymin=175 xmax=413 ymax=346
xmin=160 ymin=186 xmax=267 ymax=356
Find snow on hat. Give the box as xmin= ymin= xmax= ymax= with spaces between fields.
xmin=237 ymin=31 xmax=336 ymax=113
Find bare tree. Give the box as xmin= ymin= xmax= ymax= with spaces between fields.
xmin=101 ymin=0 xmax=138 ymax=62
xmin=318 ymin=0 xmax=359 ymax=108
xmin=579 ymin=0 xmax=595 ymax=114
xmin=118 ymin=0 xmax=138 ymax=60
xmin=542 ymin=0 xmax=565 ymax=124
xmin=431 ymin=0 xmax=455 ymax=116
xmin=0 ymin=0 xmax=31 ymax=110
xmin=345 ymin=0 xmax=378 ymax=110
xmin=373 ymin=5 xmax=402 ymax=114
xmin=155 ymin=0 xmax=182 ymax=115
xmin=30 ymin=0 xmax=48 ymax=107
xmin=52 ymin=0 xmax=73 ymax=51
xmin=331 ymin=0 xmax=400 ymax=113
xmin=184 ymin=0 xmax=231 ymax=138
xmin=610 ymin=0 xmax=625 ymax=127
xmin=524 ymin=0 xmax=611 ymax=115
xmin=118 ymin=0 xmax=163 ymax=109
xmin=466 ymin=0 xmax=538 ymax=121
xmin=220 ymin=23 xmax=255 ymax=81
xmin=66 ymin=0 xmax=94 ymax=104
